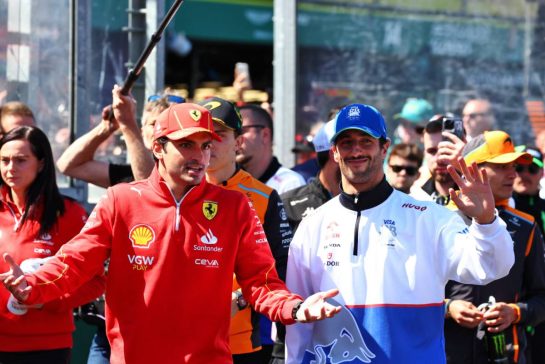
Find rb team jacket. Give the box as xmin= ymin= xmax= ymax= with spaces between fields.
xmin=286 ymin=178 xmax=515 ymax=364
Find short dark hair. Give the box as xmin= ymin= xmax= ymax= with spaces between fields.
xmin=327 ymin=106 xmax=344 ymax=121
xmin=316 ymin=150 xmax=330 ymax=168
xmin=239 ymin=104 xmax=274 ymax=139
xmin=424 ymin=116 xmax=443 ymax=134
xmin=0 ymin=126 xmax=65 ymax=237
xmin=388 ymin=143 xmax=424 ymax=166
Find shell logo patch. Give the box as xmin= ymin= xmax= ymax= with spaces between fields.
xmin=129 ymin=224 xmax=156 ymax=249
xmin=189 ymin=109 xmax=202 ymax=122
xmin=202 ymin=201 xmax=218 ymax=220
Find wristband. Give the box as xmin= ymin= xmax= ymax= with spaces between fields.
xmin=292 ymin=301 xmax=303 ymax=321
xmin=508 ymin=303 xmax=521 ymax=324
xmin=444 ymin=299 xmax=453 ymax=318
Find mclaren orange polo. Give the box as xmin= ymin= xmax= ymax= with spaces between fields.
xmin=23 ymin=168 xmax=302 ymax=364
xmin=223 ymin=169 xmax=292 ymax=354
xmin=0 ymin=188 xmax=105 ymax=352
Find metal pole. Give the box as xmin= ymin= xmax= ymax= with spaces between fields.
xmin=523 ymin=1 xmax=533 ymax=99
xmin=67 ymin=0 xmax=90 ymax=201
xmin=125 ymin=0 xmax=147 ymax=117
xmin=273 ymin=0 xmax=297 ymax=167
xmin=145 ymin=0 xmax=165 ymax=99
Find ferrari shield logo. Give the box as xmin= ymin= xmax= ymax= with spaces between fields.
xmin=202 ymin=201 xmax=218 ymax=220
xmin=189 ymin=109 xmax=201 ymax=122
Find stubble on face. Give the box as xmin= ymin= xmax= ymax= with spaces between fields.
xmin=431 ymin=167 xmax=454 ymax=184
xmin=334 ymin=131 xmax=388 ymax=192
xmin=235 ymin=152 xmax=251 ymax=166
xmin=340 ymin=151 xmax=381 ymax=185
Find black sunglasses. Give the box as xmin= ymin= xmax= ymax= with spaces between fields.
xmin=389 ymin=165 xmax=418 ymax=176
xmin=515 ymin=164 xmax=541 ymax=175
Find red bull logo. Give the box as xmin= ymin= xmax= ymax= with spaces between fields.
xmin=306 ymin=298 xmax=375 ymax=363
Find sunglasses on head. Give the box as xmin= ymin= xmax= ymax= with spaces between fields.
xmin=389 ymin=165 xmax=418 ymax=176
xmin=147 ymin=94 xmax=185 ymax=104
xmin=515 ymin=164 xmax=541 ymax=175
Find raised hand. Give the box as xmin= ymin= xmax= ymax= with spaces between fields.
xmin=447 ymin=157 xmax=495 ymax=224
xmin=111 ymin=84 xmax=138 ymax=130
xmin=100 ymin=105 xmax=119 ymax=132
xmin=448 ymin=300 xmax=483 ymax=329
xmin=295 ymin=288 xmax=342 ymax=323
xmin=437 ymin=131 xmax=466 ymax=167
xmin=0 ymin=253 xmax=31 ymax=302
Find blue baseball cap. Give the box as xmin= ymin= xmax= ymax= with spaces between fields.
xmin=331 ymin=103 xmax=388 ymax=143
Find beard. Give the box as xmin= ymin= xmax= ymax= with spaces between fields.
xmin=431 ymin=169 xmax=454 ymax=185
xmin=340 ymin=154 xmax=383 ymax=186
xmin=235 ymin=153 xmax=251 ymax=166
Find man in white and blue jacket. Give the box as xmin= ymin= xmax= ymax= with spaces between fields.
xmin=285 ymin=103 xmax=515 ymax=364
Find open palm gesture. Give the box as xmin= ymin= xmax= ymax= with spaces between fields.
xmin=0 ymin=253 xmax=31 ymax=302
xmin=447 ymin=157 xmax=495 ymax=224
xmin=295 ymin=289 xmax=342 ymax=323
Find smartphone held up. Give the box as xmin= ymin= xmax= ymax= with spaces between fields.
xmin=235 ymin=62 xmax=252 ymax=89
xmin=441 ymin=116 xmax=465 ymax=141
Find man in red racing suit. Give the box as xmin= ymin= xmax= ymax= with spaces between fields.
xmin=0 ymin=103 xmax=340 ymax=364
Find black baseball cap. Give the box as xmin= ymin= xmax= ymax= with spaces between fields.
xmin=515 ymin=145 xmax=544 ymax=168
xmin=198 ymin=97 xmax=242 ymax=133
xmin=424 ymin=113 xmax=456 ymax=134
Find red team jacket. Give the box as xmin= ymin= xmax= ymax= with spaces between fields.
xmin=24 ymin=168 xmax=303 ymax=364
xmin=0 ymin=187 xmax=105 ymax=352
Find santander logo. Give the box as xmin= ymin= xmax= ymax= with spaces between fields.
xmin=200 ymin=228 xmax=218 ymax=245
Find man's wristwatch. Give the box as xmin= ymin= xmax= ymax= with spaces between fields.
xmin=292 ymin=301 xmax=303 ymax=321
xmin=234 ymin=290 xmax=248 ymax=310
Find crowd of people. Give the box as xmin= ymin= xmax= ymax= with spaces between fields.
xmin=0 ymin=87 xmax=543 ymax=364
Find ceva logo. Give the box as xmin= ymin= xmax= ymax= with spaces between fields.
xmin=195 ymin=258 xmax=219 ymax=268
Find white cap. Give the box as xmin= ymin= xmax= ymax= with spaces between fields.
xmin=312 ymin=119 xmax=335 ymax=153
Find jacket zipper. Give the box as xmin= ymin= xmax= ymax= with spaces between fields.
xmin=166 ymin=186 xmax=195 ymax=231
xmin=353 ymin=195 xmax=360 ymax=256
xmin=5 ymin=203 xmax=22 ymax=232
xmin=353 ymin=211 xmax=361 ymax=256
